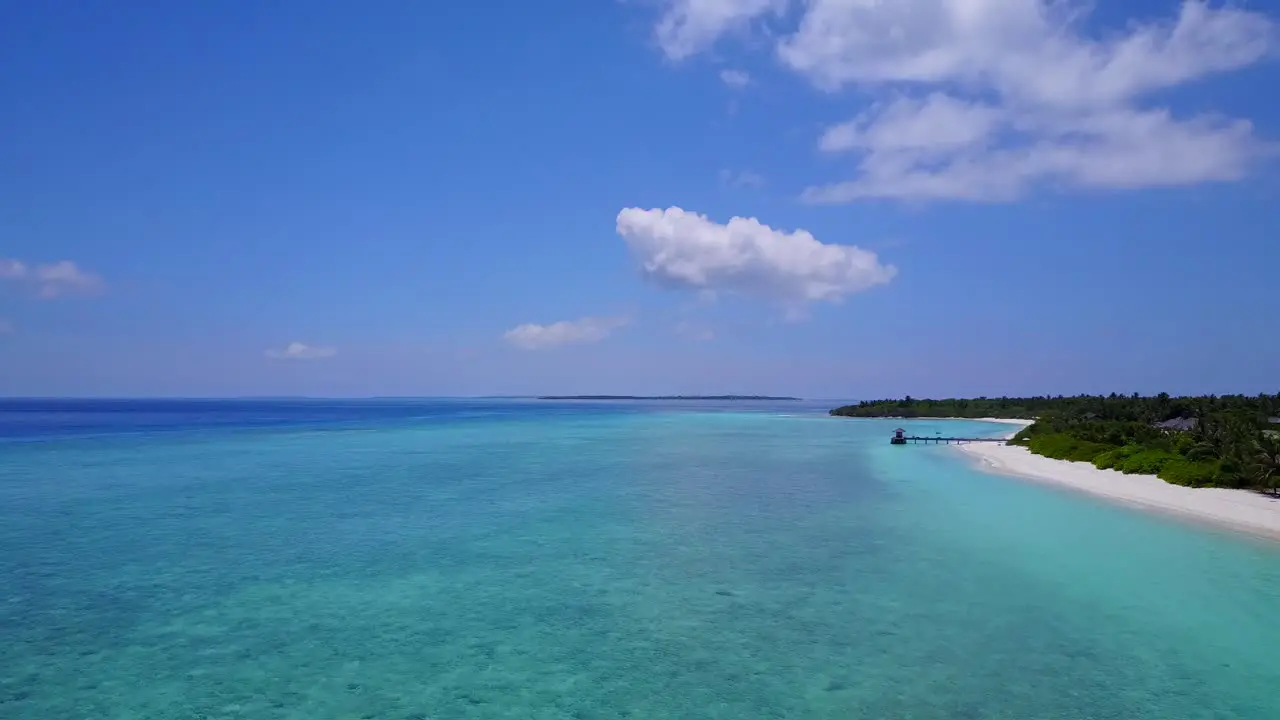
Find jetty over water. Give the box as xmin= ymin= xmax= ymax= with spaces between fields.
xmin=890 ymin=428 xmax=1008 ymax=445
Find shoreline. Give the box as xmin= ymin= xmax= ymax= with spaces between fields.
xmin=955 ymin=420 xmax=1280 ymax=541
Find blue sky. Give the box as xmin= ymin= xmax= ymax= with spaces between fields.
xmin=2 ymin=0 xmax=1277 ymax=398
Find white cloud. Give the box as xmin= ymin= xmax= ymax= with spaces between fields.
xmin=503 ymin=316 xmax=629 ymax=350
xmin=775 ymin=0 xmax=1276 ymax=102
xmin=615 ymin=207 xmax=896 ymax=305
xmin=719 ymin=68 xmax=752 ymax=88
xmin=646 ymin=0 xmax=1278 ymax=201
xmin=818 ymin=94 xmax=1003 ymax=155
xmin=656 ymin=0 xmax=785 ymax=60
xmin=266 ymin=342 xmax=337 ymax=360
xmin=33 ymin=261 xmax=104 ymax=298
xmin=806 ymin=98 xmax=1260 ymax=202
xmin=0 ymin=258 xmax=104 ymax=298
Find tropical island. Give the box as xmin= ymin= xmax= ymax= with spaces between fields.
xmin=831 ymin=394 xmax=1280 ymax=493
xmin=539 ymin=395 xmax=801 ymax=401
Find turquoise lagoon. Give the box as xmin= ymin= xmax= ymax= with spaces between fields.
xmin=1 ymin=400 xmax=1278 ymax=719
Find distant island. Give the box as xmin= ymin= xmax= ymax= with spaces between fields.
xmin=830 ymin=394 xmax=1280 ymax=493
xmin=539 ymin=395 xmax=801 ymax=401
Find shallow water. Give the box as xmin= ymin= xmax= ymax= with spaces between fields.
xmin=2 ymin=401 xmax=1277 ymax=719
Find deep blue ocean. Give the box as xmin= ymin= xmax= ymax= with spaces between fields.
xmin=2 ymin=399 xmax=1279 ymax=719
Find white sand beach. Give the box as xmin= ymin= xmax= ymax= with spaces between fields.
xmin=957 ymin=420 xmax=1280 ymax=540
xmin=968 ymin=418 xmax=1038 ymax=428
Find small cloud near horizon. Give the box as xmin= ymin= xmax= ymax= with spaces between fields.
xmin=266 ymin=341 xmax=337 ymax=360
xmin=0 ymin=257 xmax=104 ymax=298
xmin=504 ymin=316 xmax=629 ymax=350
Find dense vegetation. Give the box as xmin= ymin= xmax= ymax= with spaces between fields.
xmin=831 ymin=394 xmax=1280 ymax=492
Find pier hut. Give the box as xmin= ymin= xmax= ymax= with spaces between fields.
xmin=891 ymin=428 xmax=907 ymax=445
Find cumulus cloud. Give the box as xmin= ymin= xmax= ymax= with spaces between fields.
xmin=719 ymin=68 xmax=752 ymax=88
xmin=647 ymin=0 xmax=1278 ymax=201
xmin=0 ymin=258 xmax=104 ymax=298
xmin=615 ymin=207 xmax=895 ymax=305
xmin=503 ymin=316 xmax=629 ymax=350
xmin=266 ymin=342 xmax=337 ymax=360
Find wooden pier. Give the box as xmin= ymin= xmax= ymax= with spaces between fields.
xmin=890 ymin=428 xmax=1006 ymax=445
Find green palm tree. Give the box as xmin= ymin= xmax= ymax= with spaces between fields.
xmin=1253 ymin=433 xmax=1280 ymax=495
xmin=1186 ymin=415 xmax=1224 ymax=460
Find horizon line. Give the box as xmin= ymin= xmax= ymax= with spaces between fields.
xmin=0 ymin=394 xmax=838 ymax=402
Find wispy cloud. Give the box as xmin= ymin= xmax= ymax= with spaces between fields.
xmin=0 ymin=257 xmax=104 ymax=298
xmin=33 ymin=261 xmax=105 ymax=298
xmin=719 ymin=68 xmax=751 ymax=88
xmin=616 ymin=206 xmax=895 ymax=307
xmin=675 ymin=320 xmax=715 ymax=341
xmin=648 ymin=0 xmax=1278 ymax=201
xmin=719 ymin=168 xmax=765 ymax=188
xmin=265 ymin=342 xmax=337 ymax=360
xmin=503 ymin=316 xmax=629 ymax=350
xmin=655 ymin=0 xmax=786 ymax=61
xmin=0 ymin=260 xmax=26 ymax=279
